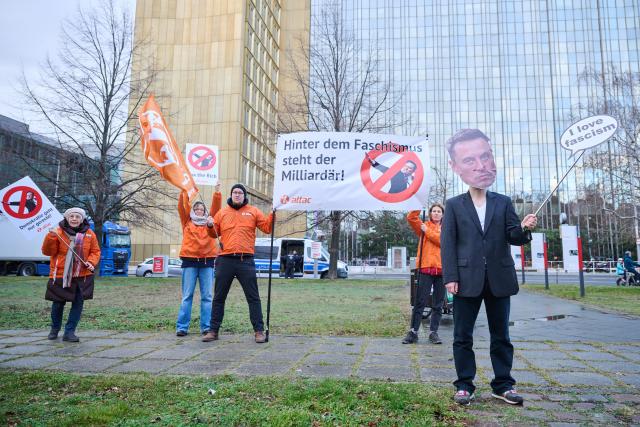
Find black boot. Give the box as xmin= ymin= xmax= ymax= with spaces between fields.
xmin=402 ymin=330 xmax=418 ymax=344
xmin=62 ymin=332 xmax=80 ymax=342
xmin=47 ymin=329 xmax=59 ymax=340
xmin=429 ymin=331 xmax=442 ymax=344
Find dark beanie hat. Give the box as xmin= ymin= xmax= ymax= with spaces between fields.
xmin=231 ymin=183 xmax=247 ymax=196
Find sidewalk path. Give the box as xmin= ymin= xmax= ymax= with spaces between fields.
xmin=1 ymin=290 xmax=639 ymax=425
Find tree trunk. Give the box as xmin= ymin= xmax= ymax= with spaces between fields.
xmin=93 ymin=219 xmax=104 ymax=250
xmin=328 ymin=210 xmax=342 ymax=279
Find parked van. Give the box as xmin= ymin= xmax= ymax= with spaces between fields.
xmin=254 ymin=238 xmax=348 ymax=278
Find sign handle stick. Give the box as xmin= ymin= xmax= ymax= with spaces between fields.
xmin=197 ymin=192 xmax=223 ymax=251
xmin=533 ymin=151 xmax=585 ymax=217
xmin=413 ymin=209 xmax=427 ymax=314
xmin=51 ymin=230 xmax=89 ymax=267
xmin=265 ymin=209 xmax=276 ymax=343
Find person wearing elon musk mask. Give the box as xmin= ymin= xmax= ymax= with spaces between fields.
xmin=441 ymin=128 xmax=537 ymax=406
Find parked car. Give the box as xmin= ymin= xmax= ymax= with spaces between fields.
xmin=135 ymin=257 xmax=183 ymax=277
xmin=584 ymin=256 xmax=612 ymax=272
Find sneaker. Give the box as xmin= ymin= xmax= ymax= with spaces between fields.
xmin=491 ymin=389 xmax=524 ymax=405
xmin=453 ymin=390 xmax=475 ymax=406
xmin=428 ymin=331 xmax=442 ymax=344
xmin=401 ymin=330 xmax=418 ymax=344
xmin=62 ymin=332 xmax=80 ymax=343
xmin=176 ymin=330 xmax=188 ymax=337
xmin=202 ymin=330 xmax=218 ymax=342
xmin=255 ymin=331 xmax=266 ymax=343
xmin=47 ymin=329 xmax=59 ymax=340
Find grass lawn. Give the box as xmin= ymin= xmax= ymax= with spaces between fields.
xmin=522 ymin=283 xmax=640 ymax=316
xmin=0 ymin=371 xmax=466 ymax=426
xmin=0 ymin=276 xmax=410 ymax=336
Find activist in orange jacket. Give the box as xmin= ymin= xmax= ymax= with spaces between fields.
xmin=210 ymin=186 xmax=273 ymax=256
xmin=205 ymin=183 xmax=273 ymax=344
xmin=407 ymin=209 xmax=443 ymax=271
xmin=402 ymin=204 xmax=446 ymax=345
xmin=178 ymin=188 xmax=222 ymax=260
xmin=176 ymin=185 xmax=222 ymax=340
xmin=42 ymin=207 xmax=101 ymax=342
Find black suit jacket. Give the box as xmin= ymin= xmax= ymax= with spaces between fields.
xmin=441 ymin=191 xmax=531 ymax=297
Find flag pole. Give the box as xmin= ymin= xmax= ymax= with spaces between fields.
xmin=196 ymin=191 xmax=223 ymax=251
xmin=265 ymin=208 xmax=276 ymax=343
xmin=414 ymin=209 xmax=427 ymax=317
xmin=51 ymin=230 xmax=90 ymax=268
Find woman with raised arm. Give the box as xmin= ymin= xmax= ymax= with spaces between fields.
xmin=402 ymin=203 xmax=445 ymax=345
xmin=176 ymin=184 xmax=221 ymax=341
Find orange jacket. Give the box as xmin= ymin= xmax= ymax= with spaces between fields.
xmin=178 ymin=191 xmax=222 ymax=259
xmin=41 ymin=227 xmax=101 ymax=279
xmin=407 ymin=210 xmax=442 ymax=270
xmin=212 ymin=203 xmax=273 ymax=256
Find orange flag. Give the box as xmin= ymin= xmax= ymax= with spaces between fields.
xmin=138 ymin=95 xmax=198 ymax=201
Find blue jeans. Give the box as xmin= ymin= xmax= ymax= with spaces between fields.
xmin=176 ymin=266 xmax=214 ymax=333
xmin=51 ymin=287 xmax=84 ymax=333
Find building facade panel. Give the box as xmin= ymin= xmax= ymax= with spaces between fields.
xmin=129 ymin=0 xmax=309 ymax=262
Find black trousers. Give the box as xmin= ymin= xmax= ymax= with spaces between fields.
xmin=410 ymin=274 xmax=444 ymax=332
xmin=285 ymin=264 xmax=295 ymax=278
xmin=452 ymin=277 xmax=514 ymax=394
xmin=211 ymin=256 xmax=264 ymax=332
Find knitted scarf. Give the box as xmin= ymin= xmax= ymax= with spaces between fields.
xmin=190 ymin=203 xmax=209 ymax=226
xmin=59 ymin=219 xmax=89 ymax=288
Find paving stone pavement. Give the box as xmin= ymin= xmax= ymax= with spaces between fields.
xmin=0 ymin=290 xmax=639 ymax=425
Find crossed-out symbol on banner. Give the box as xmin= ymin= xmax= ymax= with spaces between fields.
xmin=360 ymin=145 xmax=424 ymax=203
xmin=1 ymin=185 xmax=43 ymax=219
xmin=188 ymin=146 xmax=217 ymax=171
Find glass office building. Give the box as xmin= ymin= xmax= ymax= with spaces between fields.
xmin=313 ymin=0 xmax=640 ymax=258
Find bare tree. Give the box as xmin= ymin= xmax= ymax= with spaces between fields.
xmin=578 ymin=66 xmax=640 ymax=195
xmin=279 ymin=3 xmax=403 ymax=278
xmin=576 ymin=65 xmax=640 ymax=257
xmin=429 ymin=164 xmax=452 ymax=206
xmin=19 ymin=1 xmax=168 ymax=244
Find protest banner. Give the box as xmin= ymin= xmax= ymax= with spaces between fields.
xmin=138 ymin=94 xmax=199 ymax=200
xmin=185 ymin=144 xmax=219 ymax=186
xmin=273 ymin=132 xmax=430 ymax=211
xmin=0 ymin=176 xmax=63 ymax=240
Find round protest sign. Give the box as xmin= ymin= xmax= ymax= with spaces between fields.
xmin=360 ymin=146 xmax=424 ymax=203
xmin=1 ymin=185 xmax=43 ymax=219
xmin=560 ymin=115 xmax=618 ymax=155
xmin=188 ymin=145 xmax=217 ymax=171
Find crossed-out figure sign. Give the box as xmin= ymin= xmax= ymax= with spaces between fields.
xmin=1 ymin=185 xmax=43 ymax=219
xmin=188 ymin=146 xmax=217 ymax=171
xmin=361 ymin=144 xmax=424 ymax=203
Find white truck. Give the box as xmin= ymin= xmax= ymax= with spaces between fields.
xmin=0 ymin=211 xmax=50 ymax=276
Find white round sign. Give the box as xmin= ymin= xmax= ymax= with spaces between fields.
xmin=560 ymin=115 xmax=618 ymax=155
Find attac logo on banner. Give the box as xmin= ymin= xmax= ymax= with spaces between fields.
xmin=0 ymin=176 xmax=63 ymax=240
xmin=273 ymin=132 xmax=430 ymax=211
xmin=185 ymin=143 xmax=219 ymax=186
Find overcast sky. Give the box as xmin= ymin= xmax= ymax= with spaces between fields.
xmin=0 ymin=0 xmax=136 ymax=132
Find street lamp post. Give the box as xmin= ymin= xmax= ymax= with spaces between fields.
xmin=635 ymin=204 xmax=640 ymax=258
